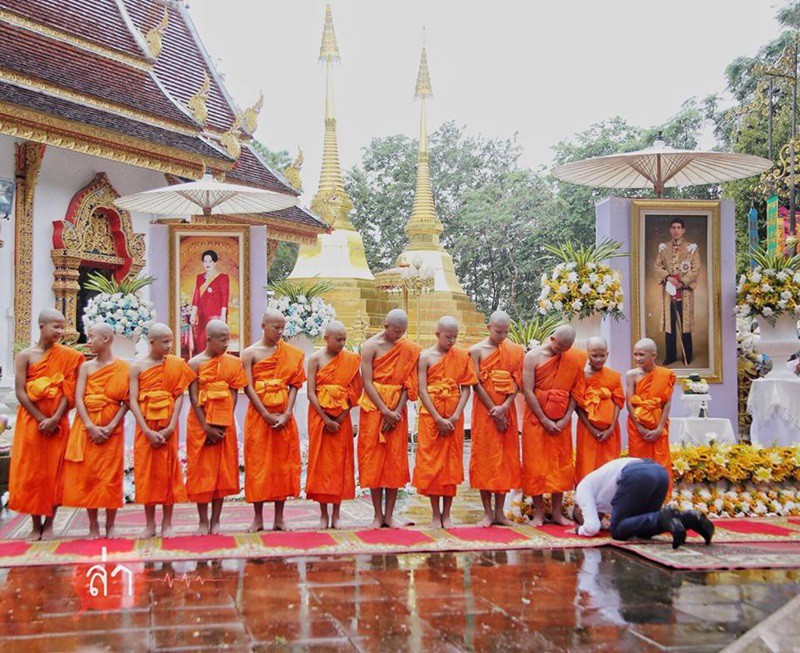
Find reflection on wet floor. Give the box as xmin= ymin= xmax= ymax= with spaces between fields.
xmin=1 ymin=548 xmax=798 ymax=652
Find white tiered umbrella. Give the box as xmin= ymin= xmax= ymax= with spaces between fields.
xmin=552 ymin=135 xmax=773 ymax=197
xmin=114 ymin=170 xmax=297 ymax=216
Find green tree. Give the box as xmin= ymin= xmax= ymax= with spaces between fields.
xmin=252 ymin=140 xmax=292 ymax=171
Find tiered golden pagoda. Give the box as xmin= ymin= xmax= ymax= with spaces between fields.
xmin=375 ymin=40 xmax=485 ymax=346
xmin=288 ymin=3 xmax=389 ymax=337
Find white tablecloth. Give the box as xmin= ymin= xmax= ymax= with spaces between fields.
xmin=747 ymin=377 xmax=800 ymax=446
xmin=669 ymin=418 xmax=736 ymax=446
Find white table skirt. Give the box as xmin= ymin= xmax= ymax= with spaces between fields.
xmin=669 ymin=417 xmax=736 ymax=446
xmin=747 ymin=377 xmax=800 ymax=447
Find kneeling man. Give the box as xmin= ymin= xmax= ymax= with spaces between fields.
xmin=573 ymin=457 xmax=714 ymax=549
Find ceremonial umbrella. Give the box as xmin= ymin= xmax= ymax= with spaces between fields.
xmin=114 ymin=170 xmax=297 ymax=216
xmin=552 ymin=133 xmax=773 ymax=197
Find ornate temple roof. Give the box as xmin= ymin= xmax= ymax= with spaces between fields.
xmin=0 ymin=0 xmax=327 ymax=239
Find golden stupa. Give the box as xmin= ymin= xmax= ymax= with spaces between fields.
xmin=288 ymin=3 xmax=389 ymax=338
xmin=375 ymin=40 xmax=485 ymax=346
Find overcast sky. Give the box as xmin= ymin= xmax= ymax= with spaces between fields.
xmin=188 ymin=1 xmax=783 ymax=198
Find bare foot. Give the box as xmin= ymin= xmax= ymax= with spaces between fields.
xmin=272 ymin=518 xmax=286 ymax=532
xmin=194 ymin=525 xmax=210 ymax=537
xmin=318 ymin=516 xmax=330 ymax=530
xmin=246 ymin=520 xmax=264 ymax=533
xmin=88 ymin=527 xmax=102 ymax=540
xmin=551 ymin=514 xmax=574 ymax=527
xmin=209 ymin=522 xmax=220 ymax=535
xmin=477 ymin=515 xmax=494 ymax=528
xmin=330 ymin=516 xmax=341 ymax=530
xmin=41 ymin=527 xmax=56 ymax=541
xmin=531 ymin=515 xmax=544 ymax=527
xmin=371 ymin=516 xmax=384 ymax=530
xmin=493 ymin=515 xmax=513 ymax=527
xmin=161 ymin=524 xmax=175 ymax=538
xmin=383 ymin=517 xmax=413 ymax=529
xmin=27 ymin=528 xmax=43 ymax=542
xmin=138 ymin=526 xmax=157 ymax=539
xmin=105 ymin=526 xmax=118 ymax=539
xmin=441 ymin=516 xmax=454 ymax=529
xmin=429 ymin=518 xmax=443 ymax=529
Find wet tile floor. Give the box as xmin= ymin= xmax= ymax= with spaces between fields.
xmin=0 ymin=548 xmax=799 ymax=652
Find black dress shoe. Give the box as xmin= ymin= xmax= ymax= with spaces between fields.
xmin=678 ymin=510 xmax=715 ymax=545
xmin=659 ymin=508 xmax=686 ymax=549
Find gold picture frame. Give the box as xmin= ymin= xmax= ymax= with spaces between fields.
xmin=168 ymin=224 xmax=250 ymax=360
xmin=631 ymin=199 xmax=722 ymax=383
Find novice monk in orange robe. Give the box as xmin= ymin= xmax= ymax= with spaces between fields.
xmin=521 ymin=325 xmax=585 ymax=526
xmin=626 ymin=338 xmax=676 ymax=494
xmin=129 ymin=323 xmax=195 ymax=538
xmin=242 ymin=309 xmax=306 ymax=532
xmin=10 ymin=308 xmax=83 ymax=540
xmin=575 ymin=337 xmax=624 ymax=484
xmin=306 ymin=321 xmax=363 ymax=529
xmin=414 ymin=316 xmax=478 ymax=529
xmin=359 ymin=309 xmax=421 ymax=529
xmin=186 ymin=320 xmax=247 ymax=535
xmin=62 ymin=323 xmax=129 ymax=538
xmin=469 ymin=310 xmax=524 ymax=527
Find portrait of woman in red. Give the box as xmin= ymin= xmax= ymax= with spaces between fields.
xmin=190 ymin=249 xmax=230 ymax=355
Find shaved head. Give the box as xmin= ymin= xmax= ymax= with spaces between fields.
xmin=586 ymin=337 xmax=608 ymax=352
xmin=206 ymin=319 xmax=229 ymax=339
xmin=488 ymin=310 xmax=511 ymax=327
xmin=148 ymin=323 xmax=173 ymax=339
xmin=385 ymin=309 xmax=408 ymax=329
xmin=325 ymin=320 xmax=347 ymax=337
xmin=88 ymin=322 xmax=115 ymax=341
xmin=552 ymin=325 xmax=576 ymax=346
xmin=261 ymin=307 xmax=285 ymax=324
xmin=38 ymin=308 xmax=65 ymax=325
xmin=437 ymin=316 xmax=459 ymax=332
xmin=634 ymin=338 xmax=658 ymax=353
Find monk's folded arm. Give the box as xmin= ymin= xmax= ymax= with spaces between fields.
xmin=74 ymin=366 xmax=94 ymax=427
xmin=107 ymin=404 xmax=128 ymax=433
xmin=14 ymin=354 xmax=45 ymax=421
xmin=522 ymin=360 xmax=550 ymax=424
xmin=575 ymin=406 xmax=598 ymax=434
xmin=655 ymin=398 xmax=672 ymax=435
xmin=452 ymin=385 xmax=471 ymax=420
xmin=361 ymin=353 xmax=392 ymax=416
xmin=306 ymin=360 xmax=329 ymax=421
xmin=166 ymin=394 xmax=184 ymax=434
xmin=286 ymin=385 xmax=299 ymax=415
xmin=469 ymin=350 xmax=496 ymax=411
xmin=128 ymin=370 xmax=151 ymax=434
xmin=417 ymin=363 xmax=443 ymax=421
xmin=188 ymin=379 xmax=211 ymax=430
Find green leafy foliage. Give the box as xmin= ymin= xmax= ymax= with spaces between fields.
xmin=267 ymin=279 xmax=334 ymax=302
xmin=83 ymin=271 xmax=155 ymax=295
xmin=507 ymin=314 xmax=565 ymax=348
xmin=543 ymin=239 xmax=626 ymax=266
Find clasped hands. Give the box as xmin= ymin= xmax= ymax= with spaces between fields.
xmin=146 ymin=424 xmax=176 ymax=448
xmin=541 ymin=415 xmax=571 ymax=436
xmin=489 ymin=403 xmax=510 ymax=433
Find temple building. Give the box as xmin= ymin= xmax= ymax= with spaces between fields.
xmin=287 ymin=3 xmax=389 ymax=337
xmin=376 ymin=42 xmax=485 ymax=345
xmin=0 ymin=0 xmax=327 ymax=396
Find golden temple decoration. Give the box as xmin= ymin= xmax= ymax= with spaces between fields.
xmin=267 ymin=238 xmax=280 ymax=271
xmin=187 ymin=72 xmax=211 ymax=126
xmin=220 ymin=113 xmax=243 ymax=159
xmin=242 ymin=91 xmax=263 ymax=136
xmin=145 ymin=7 xmax=170 ymax=59
xmin=319 ymin=3 xmax=340 ymax=63
xmin=284 ymin=147 xmax=304 ymax=191
xmin=758 ymin=137 xmax=800 ymax=198
xmin=13 ymin=141 xmax=45 ymax=347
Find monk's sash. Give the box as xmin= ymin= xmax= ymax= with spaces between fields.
xmin=255 ymin=378 xmax=288 ymax=412
xmin=65 ymin=394 xmax=116 ymax=462
xmin=479 ymin=369 xmax=516 ymax=396
xmin=199 ymin=380 xmax=233 ymax=427
xmin=420 ymin=378 xmax=460 ymax=418
xmin=139 ymin=390 xmax=174 ymax=428
xmin=358 ymin=383 xmax=402 ymax=413
xmin=317 ymin=383 xmax=349 ymax=416
xmin=26 ymin=373 xmax=65 ymax=403
xmin=585 ymin=386 xmax=614 ymax=429
xmin=535 ymin=388 xmax=570 ymax=421
xmin=630 ymin=395 xmax=662 ymax=430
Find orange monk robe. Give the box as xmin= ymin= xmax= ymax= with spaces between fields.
xmin=134 ymin=356 xmax=195 ymax=505
xmin=244 ymin=341 xmax=306 ymax=503
xmin=62 ymin=360 xmax=130 ymax=509
xmin=575 ymin=366 xmax=624 ymax=483
xmin=521 ymin=348 xmax=585 ymax=496
xmin=413 ymin=348 xmax=478 ymax=497
xmin=469 ymin=340 xmax=524 ymax=493
xmin=9 ymin=343 xmax=83 ymax=516
xmin=627 ymin=366 xmax=676 ymax=492
xmin=306 ymin=350 xmax=363 ymax=503
xmin=357 ymin=339 xmax=421 ymax=490
xmin=186 ymin=354 xmax=248 ymax=503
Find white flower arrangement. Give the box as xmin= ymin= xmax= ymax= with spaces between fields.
xmin=266 ymin=280 xmax=336 ymax=339
xmin=82 ymin=272 xmax=156 ymax=340
xmin=736 ymin=249 xmax=800 ymax=321
xmin=538 ymin=240 xmax=626 ymax=320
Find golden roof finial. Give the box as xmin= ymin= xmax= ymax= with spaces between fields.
xmin=145 ymin=7 xmax=169 ymax=58
xmin=284 ymin=147 xmax=304 ymax=191
xmin=187 ymin=72 xmax=211 ymax=126
xmin=319 ymin=2 xmax=340 ymax=64
xmin=415 ymin=31 xmax=434 ymax=100
xmin=220 ymin=113 xmax=243 ymax=159
xmin=241 ymin=91 xmax=263 ymax=136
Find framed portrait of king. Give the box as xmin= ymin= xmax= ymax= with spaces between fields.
xmin=168 ymin=224 xmax=250 ymax=361
xmin=631 ymin=200 xmax=722 ymax=383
